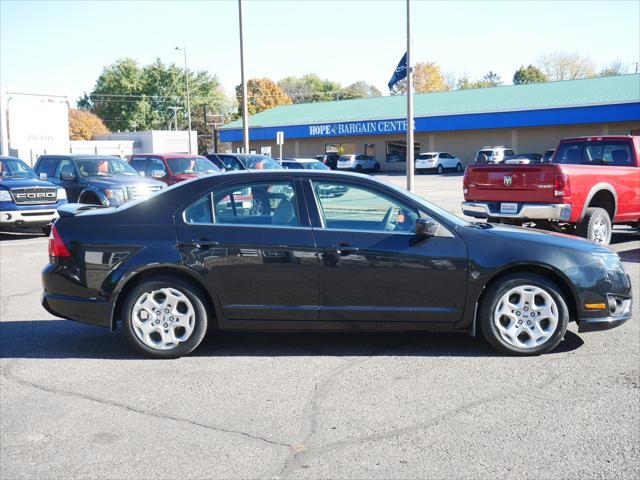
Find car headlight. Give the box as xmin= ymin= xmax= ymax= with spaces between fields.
xmin=104 ymin=188 xmax=125 ymax=204
xmin=57 ymin=188 xmax=67 ymax=200
xmin=0 ymin=189 xmax=12 ymax=202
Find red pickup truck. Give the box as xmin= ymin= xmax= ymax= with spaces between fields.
xmin=462 ymin=135 xmax=640 ymax=245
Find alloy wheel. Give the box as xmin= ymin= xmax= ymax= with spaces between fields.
xmin=493 ymin=285 xmax=559 ymax=350
xmin=591 ymin=217 xmax=609 ymax=244
xmin=131 ymin=288 xmax=196 ymax=350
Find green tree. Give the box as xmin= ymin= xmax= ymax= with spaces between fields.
xmin=391 ymin=62 xmax=449 ymax=95
xmin=339 ymin=81 xmax=382 ymax=100
xmin=80 ymin=57 xmax=231 ymax=136
xmin=513 ymin=64 xmax=548 ymax=84
xmin=474 ymin=71 xmax=503 ymax=88
xmin=600 ymin=60 xmax=628 ymax=77
xmin=236 ymin=78 xmax=292 ymax=116
xmin=278 ymin=74 xmax=341 ymax=103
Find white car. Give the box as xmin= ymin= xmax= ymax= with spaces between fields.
xmin=415 ymin=152 xmax=463 ymax=174
xmin=336 ymin=154 xmax=380 ymax=173
xmin=475 ymin=146 xmax=516 ymax=164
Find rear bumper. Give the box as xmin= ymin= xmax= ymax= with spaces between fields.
xmin=0 ymin=208 xmax=59 ymax=227
xmin=462 ymin=202 xmax=572 ymax=221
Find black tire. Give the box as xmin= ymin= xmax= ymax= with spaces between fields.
xmin=456 ymin=162 xmax=463 ymax=172
xmin=436 ymin=164 xmax=444 ymax=174
xmin=479 ymin=273 xmax=569 ymax=356
xmin=373 ymin=163 xmax=380 ymax=172
xmin=122 ymin=275 xmax=209 ymax=358
xmin=576 ymin=207 xmax=612 ymax=245
xmin=355 ymin=164 xmax=363 ymax=173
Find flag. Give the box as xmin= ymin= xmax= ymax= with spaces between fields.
xmin=388 ymin=52 xmax=407 ymax=90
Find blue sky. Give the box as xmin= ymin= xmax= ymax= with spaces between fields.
xmin=1 ymin=0 xmax=639 ymax=101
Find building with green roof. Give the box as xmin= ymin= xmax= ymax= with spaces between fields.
xmin=220 ymin=74 xmax=640 ymax=170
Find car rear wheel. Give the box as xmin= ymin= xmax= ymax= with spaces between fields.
xmin=436 ymin=164 xmax=444 ymax=174
xmin=479 ymin=273 xmax=569 ymax=356
xmin=577 ymin=207 xmax=612 ymax=245
xmin=123 ymin=276 xmax=208 ymax=358
xmin=355 ymin=164 xmax=363 ymax=173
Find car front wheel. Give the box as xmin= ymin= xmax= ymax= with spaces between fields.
xmin=123 ymin=276 xmax=208 ymax=358
xmin=436 ymin=164 xmax=444 ymax=174
xmin=479 ymin=273 xmax=569 ymax=355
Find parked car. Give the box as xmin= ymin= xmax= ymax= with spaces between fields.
xmin=336 ymin=154 xmax=380 ymax=172
xmin=462 ymin=135 xmax=640 ymax=245
xmin=129 ymin=154 xmax=220 ymax=185
xmin=0 ymin=155 xmax=67 ymax=234
xmin=505 ymin=153 xmax=544 ymax=164
xmin=415 ymin=152 xmax=463 ymax=174
xmin=316 ymin=152 xmax=341 ymax=170
xmin=206 ymin=153 xmax=282 ymax=171
xmin=543 ymin=149 xmax=555 ymax=163
xmin=42 ymin=170 xmax=631 ymax=358
xmin=34 ymin=154 xmax=166 ymax=207
xmin=282 ymin=158 xmax=330 ymax=170
xmin=475 ymin=146 xmax=516 ymax=164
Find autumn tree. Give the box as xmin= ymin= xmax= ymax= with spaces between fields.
xmin=236 ymin=78 xmax=292 ymax=115
xmin=513 ymin=65 xmax=548 ymax=84
xmin=537 ymin=51 xmax=595 ymax=80
xmin=600 ymin=60 xmax=628 ymax=77
xmin=391 ymin=62 xmax=449 ymax=95
xmin=68 ymin=108 xmax=109 ymax=140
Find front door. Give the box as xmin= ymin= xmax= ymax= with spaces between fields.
xmin=305 ymin=179 xmax=468 ymax=324
xmin=175 ymin=178 xmax=319 ymax=322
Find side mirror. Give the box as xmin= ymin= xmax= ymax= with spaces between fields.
xmin=60 ymin=171 xmax=77 ymax=181
xmin=39 ymin=172 xmax=48 ymax=181
xmin=151 ymin=170 xmax=165 ymax=178
xmin=415 ymin=218 xmax=439 ymax=238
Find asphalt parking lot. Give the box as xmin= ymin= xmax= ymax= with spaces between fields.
xmin=1 ymin=173 xmax=638 ymax=479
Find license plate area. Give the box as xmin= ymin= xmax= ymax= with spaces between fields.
xmin=500 ymin=202 xmax=518 ymax=214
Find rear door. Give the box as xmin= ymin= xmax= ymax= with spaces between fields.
xmin=176 ymin=177 xmax=319 ymax=322
xmin=304 ymin=178 xmax=468 ymax=324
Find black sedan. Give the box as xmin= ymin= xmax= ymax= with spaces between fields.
xmin=42 ymin=170 xmax=632 ymax=358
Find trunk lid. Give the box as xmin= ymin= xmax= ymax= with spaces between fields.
xmin=465 ymin=164 xmax=557 ymax=202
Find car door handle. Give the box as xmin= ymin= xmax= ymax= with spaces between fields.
xmin=332 ymin=243 xmax=359 ymax=256
xmin=181 ymin=239 xmax=219 ymax=249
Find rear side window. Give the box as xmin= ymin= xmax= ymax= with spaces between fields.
xmin=184 ymin=181 xmax=299 ymax=227
xmin=36 ymin=157 xmax=58 ymax=177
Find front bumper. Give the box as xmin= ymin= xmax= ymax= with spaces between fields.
xmin=0 ymin=208 xmax=59 ymax=227
xmin=578 ymin=314 xmax=631 ymax=332
xmin=462 ymin=202 xmax=572 ymax=221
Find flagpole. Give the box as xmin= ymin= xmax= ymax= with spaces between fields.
xmin=406 ymin=0 xmax=414 ymax=192
xmin=239 ymin=0 xmax=250 ymax=154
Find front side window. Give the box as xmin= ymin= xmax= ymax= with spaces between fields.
xmin=0 ymin=158 xmax=36 ymax=179
xmin=312 ymin=181 xmax=419 ymax=233
xmin=130 ymin=157 xmax=148 ymax=174
xmin=35 ymin=157 xmax=58 ymax=178
xmin=184 ymin=181 xmax=299 ymax=227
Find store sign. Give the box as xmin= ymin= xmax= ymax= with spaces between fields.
xmin=308 ymin=120 xmax=409 ymax=137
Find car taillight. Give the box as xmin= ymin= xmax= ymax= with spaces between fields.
xmin=463 ymin=169 xmax=469 ymax=195
xmin=49 ymin=224 xmax=71 ymax=258
xmin=554 ymin=173 xmax=571 ymax=197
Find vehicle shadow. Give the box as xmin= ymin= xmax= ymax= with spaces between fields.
xmin=0 ymin=319 xmax=584 ymax=360
xmin=0 ymin=230 xmax=45 ymax=241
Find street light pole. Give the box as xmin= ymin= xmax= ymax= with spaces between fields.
xmin=175 ymin=46 xmax=193 ymax=154
xmin=238 ymin=0 xmax=250 ymax=154
xmin=406 ymin=0 xmax=414 ymax=193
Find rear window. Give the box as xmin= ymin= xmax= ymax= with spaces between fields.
xmin=418 ymin=154 xmax=436 ymax=159
xmin=555 ymin=141 xmax=635 ymax=166
xmin=476 ymin=150 xmax=492 ymax=161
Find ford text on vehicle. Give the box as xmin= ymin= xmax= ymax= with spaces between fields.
xmin=462 ymin=136 xmax=640 ymax=245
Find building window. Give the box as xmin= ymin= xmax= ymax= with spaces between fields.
xmin=385 ymin=141 xmax=420 ymax=163
xmin=364 ymin=143 xmax=375 ymax=157
xmin=325 ymin=143 xmax=355 ymax=155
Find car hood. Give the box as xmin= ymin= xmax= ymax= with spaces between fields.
xmin=85 ymin=175 xmax=165 ymax=188
xmin=473 ymin=222 xmax=613 ymax=255
xmin=0 ymin=177 xmax=59 ymax=189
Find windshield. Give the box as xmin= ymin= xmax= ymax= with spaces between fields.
xmin=167 ymin=156 xmax=220 ymax=175
xmin=0 ymin=158 xmax=37 ymax=179
xmin=243 ymin=155 xmax=282 ymax=170
xmin=306 ymin=162 xmax=329 ymax=170
xmin=76 ymin=157 xmax=138 ymax=177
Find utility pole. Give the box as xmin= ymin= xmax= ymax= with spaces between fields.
xmin=405 ymin=0 xmax=414 ymax=193
xmin=175 ymin=47 xmax=193 ymax=154
xmin=238 ymin=0 xmax=249 ymax=154
xmin=168 ymin=106 xmax=181 ymax=130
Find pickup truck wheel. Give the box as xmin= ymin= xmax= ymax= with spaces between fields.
xmin=123 ymin=276 xmax=208 ymax=358
xmin=479 ymin=273 xmax=569 ymax=356
xmin=577 ymin=207 xmax=612 ymax=245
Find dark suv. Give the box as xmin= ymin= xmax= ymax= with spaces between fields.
xmin=206 ymin=153 xmax=282 ymax=171
xmin=34 ymin=155 xmax=165 ymax=207
xmin=315 ymin=152 xmax=341 ymax=170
